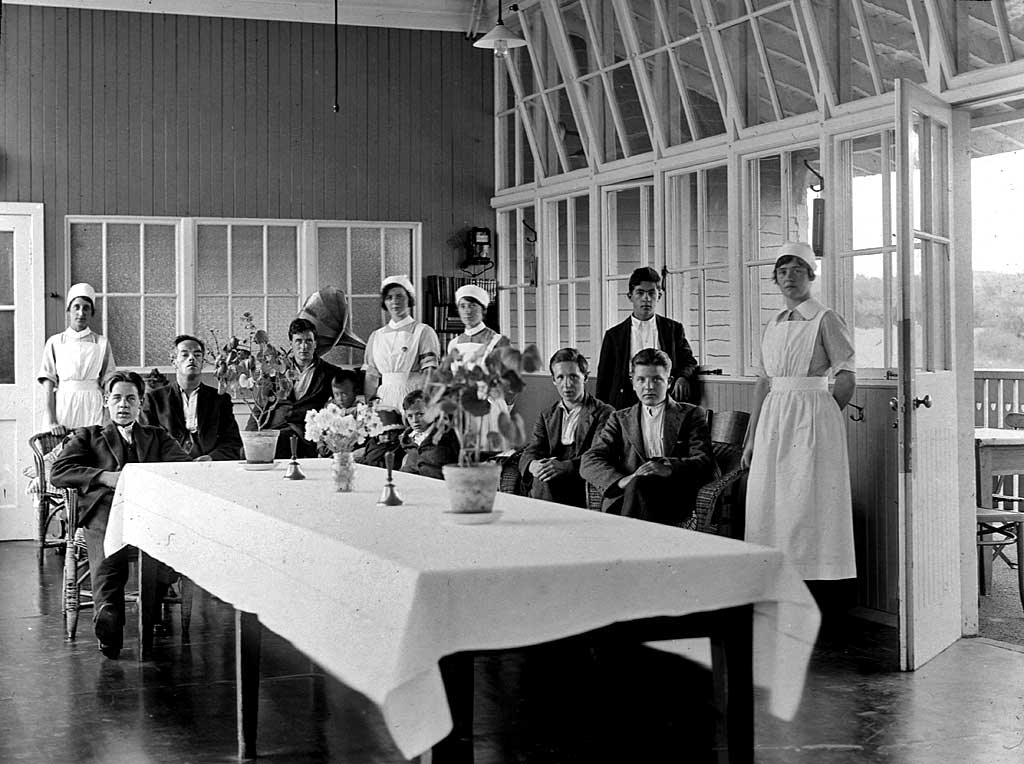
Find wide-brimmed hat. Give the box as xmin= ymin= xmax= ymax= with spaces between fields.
xmin=454 ymin=283 xmax=490 ymax=309
xmin=773 ymin=241 xmax=816 ymax=273
xmin=65 ymin=283 xmax=96 ymax=310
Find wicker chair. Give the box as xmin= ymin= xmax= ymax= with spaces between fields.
xmin=61 ymin=487 xmax=194 ymax=645
xmin=683 ymin=410 xmax=750 ymax=538
xmin=497 ymin=449 xmax=526 ymax=495
xmin=27 ymin=432 xmax=69 ymax=556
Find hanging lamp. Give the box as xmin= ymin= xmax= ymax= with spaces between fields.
xmin=473 ymin=2 xmax=526 ymax=58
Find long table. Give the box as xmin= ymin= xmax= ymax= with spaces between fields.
xmin=106 ymin=459 xmax=819 ymax=762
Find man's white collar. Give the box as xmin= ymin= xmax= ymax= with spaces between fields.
xmin=631 ymin=314 xmax=656 ymax=326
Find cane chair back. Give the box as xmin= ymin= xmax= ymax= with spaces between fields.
xmin=28 ymin=432 xmax=69 ymax=555
xmin=684 ymin=409 xmax=750 ymax=538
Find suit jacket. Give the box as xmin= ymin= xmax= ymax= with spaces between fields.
xmin=596 ymin=314 xmax=699 ymax=410
xmin=399 ymin=426 xmax=459 ymax=480
xmin=518 ymin=393 xmax=614 ymax=507
xmin=247 ymin=356 xmax=343 ymax=458
xmin=50 ymin=422 xmax=191 ymax=533
xmin=140 ymin=382 xmax=242 ymax=461
xmin=579 ymin=399 xmax=712 ymax=525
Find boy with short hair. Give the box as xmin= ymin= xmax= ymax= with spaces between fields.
xmin=330 ymin=369 xmax=361 ymax=412
xmin=354 ymin=407 xmax=406 ymax=469
xmin=399 ymin=390 xmax=459 ymax=479
xmin=581 ymin=348 xmax=713 ymax=525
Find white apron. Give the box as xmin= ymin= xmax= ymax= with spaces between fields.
xmin=374 ymin=322 xmax=429 ymax=411
xmin=449 ymin=331 xmax=510 ymax=448
xmin=54 ymin=334 xmax=109 ymax=428
xmin=745 ymin=311 xmax=856 ymax=580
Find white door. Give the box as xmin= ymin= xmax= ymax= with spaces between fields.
xmin=0 ymin=204 xmax=46 ymax=541
xmin=894 ymin=81 xmax=963 ymax=669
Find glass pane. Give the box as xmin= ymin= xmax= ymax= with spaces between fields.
xmin=92 ymin=298 xmax=105 ymax=339
xmin=681 ymin=270 xmax=701 ymax=361
xmin=850 ymin=133 xmax=888 ymax=250
xmin=231 ymin=225 xmax=263 ymax=294
xmin=522 ymin=96 xmax=556 ymax=177
xmin=553 ymin=88 xmax=587 ymax=171
xmin=499 ymin=114 xmax=516 ymax=189
xmin=351 ymin=295 xmax=380 ymax=365
xmin=556 ymin=199 xmax=570 ymax=280
xmin=608 ymin=185 xmax=646 ymax=277
xmin=267 ymin=226 xmax=297 ymax=295
xmin=749 ymin=263 xmax=786 ymax=350
xmin=198 ymin=297 xmax=230 ymax=344
xmin=643 ymin=50 xmax=691 ymax=146
xmin=0 ymin=311 xmax=12 ymax=383
xmin=233 ymin=297 xmax=266 ymax=336
xmin=860 ymin=0 xmax=926 ymax=90
xmin=0 ymin=231 xmax=12 ymax=304
xmin=106 ymin=296 xmax=141 ymax=367
xmin=574 ymin=195 xmax=590 ymax=279
xmin=583 ymin=0 xmax=627 ymax=69
xmin=676 ymin=172 xmax=699 ymax=266
xmin=351 ymin=229 xmax=381 ymax=294
xmin=143 ymin=225 xmax=176 ymax=293
xmin=561 ymin=4 xmax=593 ymax=75
xmin=705 ymin=267 xmax=731 ymax=367
xmin=268 ymin=296 xmax=299 ymax=342
xmin=522 ymin=4 xmax=563 ymax=92
xmin=706 ymin=166 xmax=729 ymax=266
xmin=851 ymin=254 xmax=886 ymax=369
xmin=928 ymin=117 xmax=949 ymax=238
xmin=318 ymin=227 xmax=349 ymax=291
xmin=956 ymin=1 xmax=1024 ymax=71
xmin=523 ymin=285 xmax=538 ymax=348
xmin=197 ymin=225 xmax=228 ymax=293
xmin=721 ymin=21 xmax=776 ymax=125
xmin=575 ymin=279 xmax=594 ymax=362
xmin=759 ymin=9 xmax=815 ymax=118
xmin=69 ymin=223 xmax=102 ymax=285
xmin=657 ymin=0 xmax=698 ymax=43
xmin=612 ymin=64 xmax=652 ymax=155
xmin=143 ymin=298 xmax=176 ymax=366
xmin=558 ymin=284 xmax=571 ymax=347
xmin=509 ymin=37 xmax=537 ymax=99
xmin=107 ymin=224 xmax=140 ymax=293
xmin=384 ymin=228 xmax=412 ymax=276
xmin=671 ymin=40 xmax=724 ymax=138
xmin=505 ymin=289 xmax=521 ymax=347
xmin=756 ymin=155 xmax=784 ymax=258
xmin=581 ymin=74 xmax=617 ymax=162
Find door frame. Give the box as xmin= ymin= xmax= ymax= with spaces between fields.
xmin=0 ymin=202 xmax=46 ymax=540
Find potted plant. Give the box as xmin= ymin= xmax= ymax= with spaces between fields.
xmin=422 ymin=342 xmax=542 ymax=514
xmin=304 ymin=402 xmax=383 ymax=492
xmin=209 ymin=312 xmax=297 ymax=464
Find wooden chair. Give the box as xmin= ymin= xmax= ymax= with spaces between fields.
xmin=27 ymin=432 xmax=69 ymax=556
xmin=61 ymin=487 xmax=195 ymax=645
xmin=977 ymin=507 xmax=1024 ymax=611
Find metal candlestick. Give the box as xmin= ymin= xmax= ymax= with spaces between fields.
xmin=377 ymin=450 xmax=403 ymax=505
xmin=283 ymin=435 xmax=306 ymax=480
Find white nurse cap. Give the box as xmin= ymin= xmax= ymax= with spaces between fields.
xmin=66 ymin=283 xmax=97 ymax=310
xmin=454 ymin=284 xmax=490 ymax=309
xmin=380 ymin=275 xmax=415 ymax=299
xmin=773 ymin=241 xmax=816 ymax=273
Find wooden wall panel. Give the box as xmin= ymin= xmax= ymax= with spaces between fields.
xmin=0 ymin=4 xmax=494 ymax=332
xmin=702 ymin=378 xmax=900 ymax=616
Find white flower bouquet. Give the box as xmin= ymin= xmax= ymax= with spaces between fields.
xmin=304 ymin=402 xmax=384 ymax=454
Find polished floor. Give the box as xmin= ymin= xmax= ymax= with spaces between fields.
xmin=2 ymin=540 xmax=1023 ymax=763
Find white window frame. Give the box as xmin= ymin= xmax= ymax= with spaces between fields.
xmin=66 ymin=215 xmax=422 ymax=372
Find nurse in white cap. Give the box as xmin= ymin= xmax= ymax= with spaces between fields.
xmin=362 ymin=275 xmax=441 ymax=410
xmin=742 ymin=242 xmax=857 ymax=585
xmin=447 ymin=283 xmax=511 ymax=449
xmin=37 ymin=283 xmax=116 ymax=435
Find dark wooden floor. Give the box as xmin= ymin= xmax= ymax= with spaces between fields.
xmin=2 ymin=540 xmax=1023 ymax=763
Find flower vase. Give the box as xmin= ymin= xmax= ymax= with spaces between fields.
xmin=331 ymin=450 xmax=356 ymax=492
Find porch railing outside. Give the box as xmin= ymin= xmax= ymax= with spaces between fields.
xmin=975 ymin=370 xmax=1024 ymax=428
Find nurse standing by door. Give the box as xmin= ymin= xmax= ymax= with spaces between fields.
xmin=37 ymin=283 xmax=116 ymax=435
xmin=742 ymin=242 xmax=857 ymax=584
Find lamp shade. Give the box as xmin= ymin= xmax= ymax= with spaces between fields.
xmin=473 ymin=21 xmax=526 ymax=57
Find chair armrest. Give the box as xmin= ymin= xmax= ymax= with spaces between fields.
xmin=992 ymin=493 xmax=1024 ymax=505
xmin=684 ymin=467 xmax=749 ymax=535
xmin=498 ymin=448 xmax=525 ymax=495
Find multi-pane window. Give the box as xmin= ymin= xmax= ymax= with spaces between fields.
xmin=602 ymin=179 xmax=656 ymax=327
xmin=67 ymin=217 xmax=420 ymax=369
xmin=666 ymin=165 xmax=731 ymax=368
xmin=67 ymin=219 xmax=180 ymax=367
xmin=315 ymin=223 xmax=417 ymax=366
xmin=0 ymin=230 xmax=13 ymax=383
xmin=743 ymin=148 xmax=821 ymax=371
xmin=544 ymin=193 xmax=594 ymax=361
xmin=497 ymin=205 xmax=539 ymax=352
xmin=195 ymin=222 xmax=300 ymax=352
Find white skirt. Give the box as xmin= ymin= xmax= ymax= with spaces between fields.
xmin=745 ymin=377 xmax=856 ymax=580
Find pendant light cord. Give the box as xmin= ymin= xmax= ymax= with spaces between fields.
xmin=332 ymin=0 xmax=340 ymax=113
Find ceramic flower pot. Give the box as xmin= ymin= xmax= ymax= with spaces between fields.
xmin=240 ymin=429 xmax=279 ymax=464
xmin=442 ymin=463 xmax=501 ymax=515
xmin=332 ymin=451 xmax=356 ymax=492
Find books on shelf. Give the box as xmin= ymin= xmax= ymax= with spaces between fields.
xmin=425 ymin=276 xmax=499 ymax=335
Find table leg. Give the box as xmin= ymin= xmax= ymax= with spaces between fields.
xmin=236 ymin=609 xmax=262 ymax=760
xmin=710 ymin=608 xmax=754 ymax=764
xmin=432 ymin=653 xmax=474 ymax=764
xmin=978 ymin=447 xmax=995 ymax=592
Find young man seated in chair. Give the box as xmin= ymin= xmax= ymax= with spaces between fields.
xmin=51 ymin=370 xmax=192 ymax=659
xmin=580 ymin=348 xmax=713 ymax=526
xmin=519 ymin=348 xmax=614 ymax=507
xmin=140 ymin=334 xmax=242 ymax=461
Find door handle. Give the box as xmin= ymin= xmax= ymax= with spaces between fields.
xmin=913 ymin=394 xmax=932 ymax=409
xmin=888 ymin=397 xmax=899 ymax=411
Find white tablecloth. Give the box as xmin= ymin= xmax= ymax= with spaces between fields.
xmin=107 ymin=459 xmax=819 ymax=758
